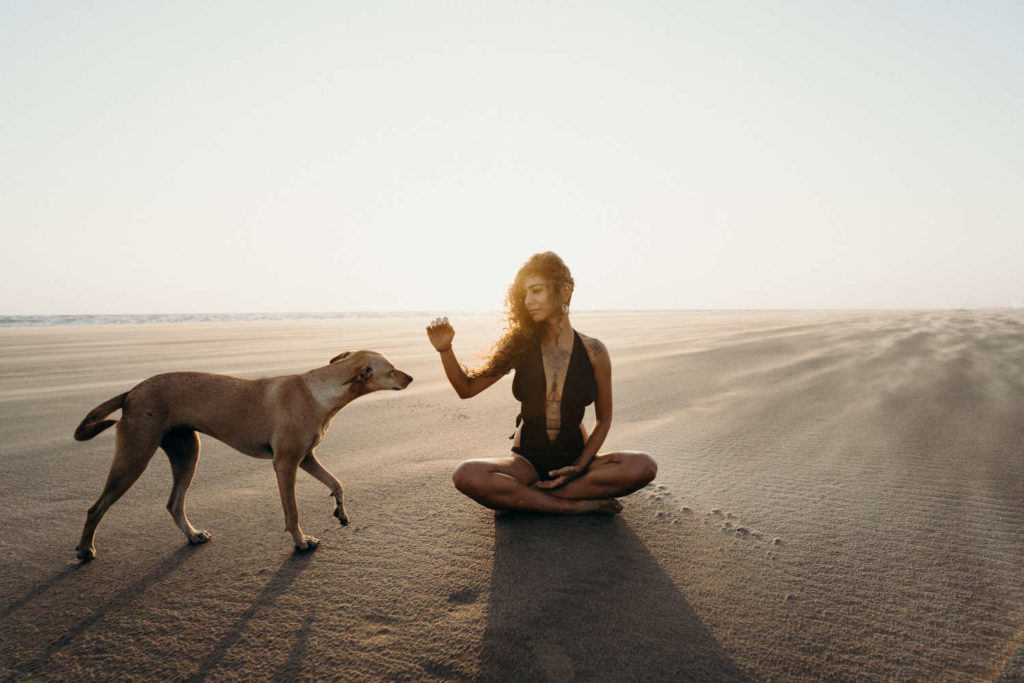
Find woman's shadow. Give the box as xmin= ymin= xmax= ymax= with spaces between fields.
xmin=480 ymin=514 xmax=749 ymax=682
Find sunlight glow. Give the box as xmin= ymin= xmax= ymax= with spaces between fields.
xmin=2 ymin=1 xmax=1022 ymax=313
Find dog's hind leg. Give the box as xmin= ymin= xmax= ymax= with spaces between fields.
xmin=161 ymin=427 xmax=210 ymax=546
xmin=76 ymin=421 xmax=160 ymax=561
xmin=299 ymin=451 xmax=348 ymax=525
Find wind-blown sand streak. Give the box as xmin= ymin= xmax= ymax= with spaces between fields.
xmin=1 ymin=310 xmax=1022 ymax=680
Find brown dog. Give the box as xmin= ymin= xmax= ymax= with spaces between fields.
xmin=73 ymin=350 xmax=412 ymax=560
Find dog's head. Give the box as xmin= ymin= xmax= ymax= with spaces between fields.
xmin=329 ymin=350 xmax=413 ymax=393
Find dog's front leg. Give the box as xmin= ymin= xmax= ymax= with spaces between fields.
xmin=273 ymin=453 xmax=319 ymax=551
xmin=299 ymin=451 xmax=348 ymax=525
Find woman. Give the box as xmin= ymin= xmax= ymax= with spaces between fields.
xmin=426 ymin=251 xmax=657 ymax=514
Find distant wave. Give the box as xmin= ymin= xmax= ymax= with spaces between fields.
xmin=0 ymin=311 xmax=439 ymax=327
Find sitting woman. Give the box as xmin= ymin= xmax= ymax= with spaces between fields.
xmin=426 ymin=251 xmax=657 ymax=514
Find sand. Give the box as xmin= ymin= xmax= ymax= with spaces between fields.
xmin=1 ymin=310 xmax=1023 ymax=681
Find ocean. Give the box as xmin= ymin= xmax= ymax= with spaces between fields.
xmin=0 ymin=312 xmax=439 ymax=327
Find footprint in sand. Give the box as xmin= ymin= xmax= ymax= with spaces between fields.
xmin=647 ymin=489 xmax=785 ymax=552
xmin=645 ymin=482 xmax=672 ymax=503
xmin=700 ymin=508 xmax=778 ymax=547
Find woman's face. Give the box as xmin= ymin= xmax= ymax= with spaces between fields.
xmin=523 ymin=275 xmax=559 ymax=322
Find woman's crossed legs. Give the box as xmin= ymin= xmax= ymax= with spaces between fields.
xmin=452 ymin=450 xmax=657 ymax=514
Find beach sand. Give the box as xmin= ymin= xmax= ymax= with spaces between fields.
xmin=2 ymin=310 xmax=1023 ymax=681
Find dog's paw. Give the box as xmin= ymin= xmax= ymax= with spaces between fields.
xmin=333 ymin=508 xmax=349 ymax=526
xmin=76 ymin=545 xmax=95 ymax=562
xmin=188 ymin=530 xmax=211 ymax=545
xmin=295 ymin=536 xmax=320 ymax=552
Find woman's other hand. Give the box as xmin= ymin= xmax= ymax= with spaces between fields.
xmin=533 ymin=464 xmax=584 ymax=490
xmin=427 ymin=316 xmax=455 ymax=352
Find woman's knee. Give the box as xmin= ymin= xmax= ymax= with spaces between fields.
xmin=628 ymin=451 xmax=657 ymax=486
xmin=452 ymin=460 xmax=486 ymax=496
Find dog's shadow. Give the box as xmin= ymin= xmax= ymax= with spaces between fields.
xmin=0 ymin=564 xmax=85 ymax=622
xmin=4 ymin=545 xmax=315 ymax=682
xmin=480 ymin=513 xmax=750 ymax=682
xmin=185 ymin=550 xmax=315 ymax=682
xmin=5 ymin=544 xmax=202 ymax=679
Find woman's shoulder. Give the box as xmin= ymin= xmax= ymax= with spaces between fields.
xmin=575 ymin=330 xmax=609 ymax=364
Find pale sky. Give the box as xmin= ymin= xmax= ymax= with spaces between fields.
xmin=2 ymin=1 xmax=1022 ymax=314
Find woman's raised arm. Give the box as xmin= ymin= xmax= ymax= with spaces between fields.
xmin=426 ymin=317 xmax=503 ymax=399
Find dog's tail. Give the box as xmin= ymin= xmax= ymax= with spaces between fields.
xmin=74 ymin=392 xmax=128 ymax=441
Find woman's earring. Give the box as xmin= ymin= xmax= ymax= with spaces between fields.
xmin=562 ymin=303 xmax=570 ymax=313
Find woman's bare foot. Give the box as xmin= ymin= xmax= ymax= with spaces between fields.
xmin=492 ymin=498 xmax=622 ymax=516
xmin=574 ymin=498 xmax=623 ymax=515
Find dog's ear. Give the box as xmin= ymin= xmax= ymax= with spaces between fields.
xmin=330 ymin=351 xmax=352 ymax=364
xmin=343 ymin=365 xmax=373 ymax=385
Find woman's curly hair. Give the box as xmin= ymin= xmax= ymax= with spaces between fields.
xmin=469 ymin=251 xmax=575 ymax=378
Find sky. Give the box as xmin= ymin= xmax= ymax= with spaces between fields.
xmin=2 ymin=1 xmax=1023 ymax=314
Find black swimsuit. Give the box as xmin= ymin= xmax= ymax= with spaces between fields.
xmin=510 ymin=331 xmax=597 ymax=480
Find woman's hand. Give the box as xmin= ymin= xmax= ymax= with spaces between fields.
xmin=534 ymin=464 xmax=585 ymax=490
xmin=427 ymin=316 xmax=455 ymax=352
xmin=429 ymin=317 xmax=503 ymax=398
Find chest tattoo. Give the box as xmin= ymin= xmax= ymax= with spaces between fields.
xmin=541 ymin=344 xmax=571 ymax=437
xmin=542 ymin=346 xmax=571 ymax=399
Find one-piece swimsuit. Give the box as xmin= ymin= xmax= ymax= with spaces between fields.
xmin=510 ymin=330 xmax=596 ymax=480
